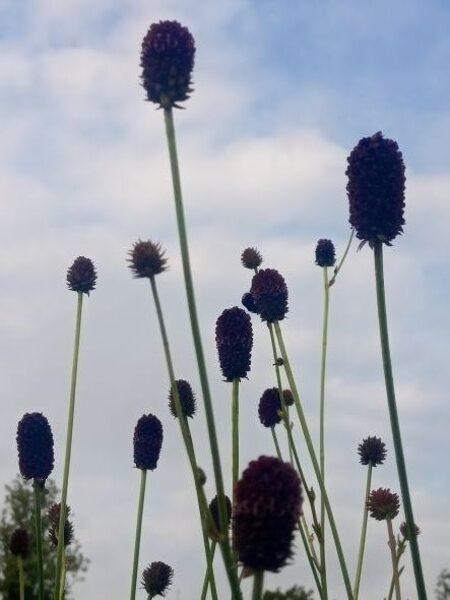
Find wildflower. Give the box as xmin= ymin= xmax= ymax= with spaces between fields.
xmin=367 ymin=488 xmax=400 ymax=521
xmin=400 ymin=521 xmax=421 ymax=541
xmin=48 ymin=503 xmax=74 ymax=548
xmin=209 ymin=494 xmax=232 ymax=534
xmin=215 ymin=307 xmax=253 ymax=381
xmin=133 ymin=414 xmax=163 ymax=471
xmin=241 ymin=247 xmax=263 ymax=270
xmin=17 ymin=413 xmax=54 ymax=482
xmin=66 ymin=257 xmax=97 ymax=294
xmin=128 ymin=240 xmax=167 ymax=279
xmin=9 ymin=528 xmax=30 ymax=558
xmin=315 ymin=239 xmax=336 ymax=267
xmin=168 ymin=379 xmax=196 ymax=419
xmin=258 ymin=388 xmax=282 ymax=428
xmin=241 ymin=292 xmax=259 ymax=314
xmin=282 ymin=389 xmax=294 ymax=407
xmin=141 ymin=561 xmax=174 ymax=598
xmin=358 ymin=436 xmax=387 ymax=467
xmin=250 ymin=269 xmax=288 ymax=322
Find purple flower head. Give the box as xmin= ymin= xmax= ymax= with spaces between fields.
xmin=250 ymin=268 xmax=288 ymax=322
xmin=315 ymin=239 xmax=336 ymax=267
xmin=17 ymin=413 xmax=54 ymax=482
xmin=215 ymin=307 xmax=253 ymax=382
xmin=133 ymin=414 xmax=163 ymax=471
xmin=67 ymin=257 xmax=97 ymax=295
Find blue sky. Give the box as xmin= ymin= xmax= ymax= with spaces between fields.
xmin=1 ymin=1 xmax=450 ymax=598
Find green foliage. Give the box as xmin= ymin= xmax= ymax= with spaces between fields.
xmin=0 ymin=475 xmax=89 ymax=599
xmin=436 ymin=569 xmax=450 ymax=600
xmin=263 ymin=585 xmax=314 ymax=600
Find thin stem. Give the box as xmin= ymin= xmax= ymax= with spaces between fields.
xmin=373 ymin=242 xmax=426 ymax=600
xmin=17 ymin=555 xmax=25 ymax=600
xmin=130 ymin=469 xmax=147 ymax=600
xmin=271 ymin=427 xmax=282 ymax=460
xmin=33 ymin=482 xmax=44 ymax=600
xmin=353 ymin=464 xmax=373 ymax=599
xmin=232 ymin=378 xmax=240 ymax=499
xmin=164 ymin=106 xmax=241 ymax=600
xmin=59 ymin=553 xmax=66 ymax=600
xmin=388 ymin=542 xmax=406 ymax=600
xmin=274 ymin=321 xmax=354 ymax=599
xmin=328 ymin=229 xmax=354 ymax=287
xmin=252 ymin=571 xmax=264 ymax=600
xmin=319 ymin=267 xmax=330 ymax=600
xmin=149 ymin=277 xmax=218 ymax=600
xmin=55 ymin=292 xmax=84 ymax=600
xmin=200 ymin=542 xmax=217 ymax=600
xmin=387 ymin=518 xmax=401 ymax=600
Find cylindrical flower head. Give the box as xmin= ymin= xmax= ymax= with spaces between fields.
xmin=315 ymin=239 xmax=336 ymax=267
xmin=215 ymin=307 xmax=253 ymax=382
xmin=358 ymin=436 xmax=387 ymax=467
xmin=258 ymin=388 xmax=282 ymax=428
xmin=400 ymin=521 xmax=420 ymax=541
xmin=9 ymin=528 xmax=30 ymax=558
xmin=367 ymin=488 xmax=400 ymax=521
xmin=346 ymin=132 xmax=406 ymax=245
xmin=66 ymin=256 xmax=97 ymax=294
xmin=233 ymin=456 xmax=302 ymax=572
xmin=282 ymin=389 xmax=294 ymax=407
xmin=209 ymin=494 xmax=232 ymax=534
xmin=250 ymin=269 xmax=288 ymax=322
xmin=133 ymin=414 xmax=163 ymax=471
xmin=128 ymin=240 xmax=167 ymax=279
xmin=241 ymin=292 xmax=259 ymax=314
xmin=17 ymin=413 xmax=54 ymax=481
xmin=141 ymin=21 xmax=195 ymax=109
xmin=241 ymin=247 xmax=263 ymax=270
xmin=142 ymin=561 xmax=174 ymax=598
xmin=48 ymin=503 xmax=74 ymax=548
xmin=168 ymin=379 xmax=196 ymax=419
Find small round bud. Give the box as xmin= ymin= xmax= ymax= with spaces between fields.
xmin=367 ymin=488 xmax=400 ymax=521
xmin=241 ymin=247 xmax=263 ymax=270
xmin=66 ymin=257 xmax=97 ymax=294
xmin=17 ymin=413 xmax=54 ymax=482
xmin=209 ymin=494 xmax=232 ymax=534
xmin=128 ymin=240 xmax=167 ymax=279
xmin=9 ymin=528 xmax=30 ymax=558
xmin=315 ymin=239 xmax=336 ymax=267
xmin=215 ymin=307 xmax=253 ymax=382
xmin=258 ymin=388 xmax=282 ymax=428
xmin=358 ymin=436 xmax=387 ymax=467
xmin=282 ymin=389 xmax=294 ymax=407
xmin=133 ymin=414 xmax=163 ymax=471
xmin=168 ymin=379 xmax=196 ymax=419
xmin=250 ymin=269 xmax=288 ymax=322
xmin=196 ymin=468 xmax=207 ymax=486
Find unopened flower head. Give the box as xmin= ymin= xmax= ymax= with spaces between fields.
xmin=209 ymin=494 xmax=232 ymax=534
xmin=128 ymin=240 xmax=167 ymax=279
xmin=17 ymin=413 xmax=54 ymax=482
xmin=346 ymin=132 xmax=406 ymax=246
xmin=168 ymin=379 xmax=196 ymax=419
xmin=241 ymin=247 xmax=263 ymax=270
xmin=282 ymin=389 xmax=294 ymax=407
xmin=250 ymin=268 xmax=288 ymax=322
xmin=141 ymin=20 xmax=195 ymax=109
xmin=315 ymin=239 xmax=336 ymax=267
xmin=233 ymin=456 xmax=302 ymax=572
xmin=48 ymin=503 xmax=74 ymax=548
xmin=215 ymin=307 xmax=253 ymax=382
xmin=258 ymin=388 xmax=282 ymax=428
xmin=9 ymin=528 xmax=30 ymax=558
xmin=241 ymin=292 xmax=259 ymax=314
xmin=400 ymin=521 xmax=421 ymax=541
xmin=66 ymin=257 xmax=97 ymax=295
xmin=141 ymin=561 xmax=174 ymax=598
xmin=358 ymin=436 xmax=387 ymax=467
xmin=133 ymin=414 xmax=163 ymax=471
xmin=367 ymin=488 xmax=400 ymax=521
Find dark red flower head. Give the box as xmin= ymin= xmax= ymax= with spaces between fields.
xmin=142 ymin=561 xmax=174 ymax=598
xmin=358 ymin=436 xmax=387 ymax=467
xmin=168 ymin=379 xmax=196 ymax=419
xmin=215 ymin=307 xmax=253 ymax=382
xmin=346 ymin=132 xmax=406 ymax=246
xmin=250 ymin=269 xmax=288 ymax=322
xmin=17 ymin=413 xmax=54 ymax=482
xmin=128 ymin=240 xmax=167 ymax=279
xmin=233 ymin=456 xmax=302 ymax=572
xmin=66 ymin=257 xmax=97 ymax=294
xmin=141 ymin=20 xmax=195 ymax=109
xmin=315 ymin=239 xmax=336 ymax=267
xmin=241 ymin=247 xmax=263 ymax=270
xmin=258 ymin=388 xmax=282 ymax=428
xmin=9 ymin=528 xmax=30 ymax=558
xmin=133 ymin=414 xmax=163 ymax=471
xmin=367 ymin=488 xmax=400 ymax=521
xmin=48 ymin=503 xmax=74 ymax=548
xmin=209 ymin=494 xmax=232 ymax=534
xmin=282 ymin=389 xmax=294 ymax=407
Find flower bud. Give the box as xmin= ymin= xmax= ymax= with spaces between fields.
xmin=250 ymin=269 xmax=288 ymax=322
xmin=315 ymin=239 xmax=336 ymax=267
xmin=17 ymin=413 xmax=54 ymax=482
xmin=168 ymin=379 xmax=196 ymax=419
xmin=48 ymin=503 xmax=74 ymax=547
xmin=141 ymin=561 xmax=174 ymax=598
xmin=209 ymin=494 xmax=232 ymax=534
xmin=133 ymin=414 xmax=163 ymax=471
xmin=128 ymin=240 xmax=167 ymax=279
xmin=367 ymin=488 xmax=400 ymax=521
xmin=241 ymin=247 xmax=263 ymax=270
xmin=358 ymin=436 xmax=387 ymax=467
xmin=66 ymin=257 xmax=97 ymax=294
xmin=215 ymin=307 xmax=253 ymax=382
xmin=258 ymin=388 xmax=282 ymax=428
xmin=9 ymin=528 xmax=30 ymax=558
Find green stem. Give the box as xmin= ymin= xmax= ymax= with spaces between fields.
xmin=17 ymin=555 xmax=25 ymax=600
xmin=59 ymin=553 xmax=66 ymax=600
xmin=274 ymin=321 xmax=353 ymax=599
xmin=328 ymin=229 xmax=354 ymax=287
xmin=388 ymin=543 xmax=406 ymax=600
xmin=373 ymin=242 xmax=426 ymax=599
xmin=200 ymin=542 xmax=217 ymax=600
xmin=164 ymin=106 xmax=241 ymax=600
xmin=33 ymin=481 xmax=44 ymax=600
xmin=130 ymin=469 xmax=147 ymax=600
xmin=353 ymin=464 xmax=373 ymax=599
xmin=232 ymin=378 xmax=240 ymax=499
xmin=252 ymin=571 xmax=264 ymax=600
xmin=387 ymin=518 xmax=401 ymax=600
xmin=319 ymin=267 xmax=330 ymax=600
xmin=55 ymin=292 xmax=84 ymax=600
xmin=271 ymin=427 xmax=282 ymax=460
xmin=149 ymin=277 xmax=218 ymax=600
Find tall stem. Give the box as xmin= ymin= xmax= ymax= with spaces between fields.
xmin=329 ymin=229 xmax=354 ymax=287
xmin=55 ymin=292 xmax=84 ymax=600
xmin=274 ymin=321 xmax=353 ymax=599
xmin=319 ymin=267 xmax=330 ymax=600
xmin=17 ymin=556 xmax=25 ymax=600
xmin=353 ymin=464 xmax=373 ymax=599
xmin=33 ymin=482 xmax=44 ymax=600
xmin=130 ymin=469 xmax=147 ymax=600
xmin=232 ymin=378 xmax=240 ymax=499
xmin=373 ymin=242 xmax=426 ymax=599
xmin=387 ymin=518 xmax=401 ymax=600
xmin=59 ymin=552 xmax=66 ymax=600
xmin=200 ymin=542 xmax=217 ymax=600
xmin=163 ymin=106 xmax=241 ymax=600
xmin=271 ymin=427 xmax=282 ymax=460
xmin=252 ymin=571 xmax=264 ymax=600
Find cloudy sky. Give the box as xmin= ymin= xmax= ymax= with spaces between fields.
xmin=1 ymin=1 xmax=450 ymax=598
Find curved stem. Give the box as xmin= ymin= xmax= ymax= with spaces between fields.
xmin=17 ymin=556 xmax=25 ymax=600
xmin=388 ymin=542 xmax=406 ymax=600
xmin=55 ymin=291 xmax=84 ymax=600
xmin=33 ymin=481 xmax=44 ymax=600
xmin=130 ymin=469 xmax=147 ymax=600
xmin=232 ymin=378 xmax=240 ymax=499
xmin=163 ymin=106 xmax=241 ymax=600
xmin=353 ymin=464 xmax=373 ymax=599
xmin=387 ymin=518 xmax=401 ymax=600
xmin=329 ymin=229 xmax=354 ymax=287
xmin=200 ymin=541 xmax=217 ymax=600
xmin=274 ymin=321 xmax=353 ymax=599
xmin=374 ymin=242 xmax=426 ymax=599
xmin=252 ymin=571 xmax=264 ymax=600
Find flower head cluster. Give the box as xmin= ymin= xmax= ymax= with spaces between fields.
xmin=358 ymin=436 xmax=387 ymax=467
xmin=141 ymin=20 xmax=195 ymax=109
xmin=315 ymin=239 xmax=336 ymax=267
xmin=367 ymin=488 xmax=400 ymax=521
xmin=258 ymin=388 xmax=282 ymax=428
xmin=282 ymin=389 xmax=294 ymax=407
xmin=250 ymin=269 xmax=288 ymax=322
xmin=168 ymin=379 xmax=196 ymax=419
xmin=128 ymin=240 xmax=167 ymax=279
xmin=66 ymin=257 xmax=97 ymax=294
xmin=16 ymin=413 xmax=54 ymax=482
xmin=215 ymin=307 xmax=253 ymax=381
xmin=346 ymin=132 xmax=406 ymax=246
xmin=233 ymin=456 xmax=302 ymax=572
xmin=9 ymin=528 xmax=30 ymax=558
xmin=241 ymin=247 xmax=263 ymax=270
xmin=133 ymin=414 xmax=163 ymax=471
xmin=142 ymin=561 xmax=174 ymax=598
xmin=48 ymin=503 xmax=74 ymax=548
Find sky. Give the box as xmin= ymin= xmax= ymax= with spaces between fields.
xmin=1 ymin=0 xmax=450 ymax=598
